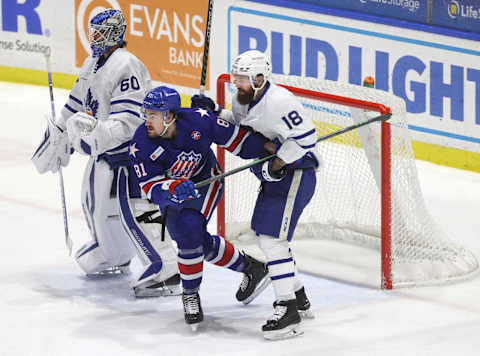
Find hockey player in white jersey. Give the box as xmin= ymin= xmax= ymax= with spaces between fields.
xmin=32 ymin=9 xmax=180 ymax=297
xmin=191 ymin=50 xmax=318 ymax=340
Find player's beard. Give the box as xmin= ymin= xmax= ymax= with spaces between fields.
xmin=236 ymin=87 xmax=254 ymax=105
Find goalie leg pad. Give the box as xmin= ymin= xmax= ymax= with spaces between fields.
xmin=76 ymin=159 xmax=136 ymax=275
xmin=118 ymin=168 xmax=180 ymax=295
xmin=75 ymin=240 xmax=110 ymax=275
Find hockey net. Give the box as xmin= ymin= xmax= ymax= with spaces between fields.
xmin=215 ymin=73 xmax=478 ymax=289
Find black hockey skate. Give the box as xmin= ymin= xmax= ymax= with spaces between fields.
xmin=262 ymin=299 xmax=303 ymax=340
xmin=295 ymin=287 xmax=314 ymax=319
xmin=134 ymin=273 xmax=181 ymax=298
xmin=236 ymin=253 xmax=270 ymax=305
xmin=182 ymin=292 xmax=204 ymax=331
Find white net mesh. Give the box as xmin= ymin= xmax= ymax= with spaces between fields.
xmin=219 ymin=74 xmax=478 ymax=288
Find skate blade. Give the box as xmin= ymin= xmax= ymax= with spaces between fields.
xmin=242 ymin=275 xmax=272 ymax=305
xmin=86 ymin=270 xmax=130 ymax=279
xmin=189 ymin=322 xmax=202 ymax=332
xmin=299 ymin=309 xmax=315 ymax=319
xmin=134 ymin=285 xmax=182 ymax=298
xmin=263 ymin=324 xmax=303 ymax=341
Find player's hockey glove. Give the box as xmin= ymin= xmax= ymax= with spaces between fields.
xmin=263 ymin=138 xmax=282 ymax=155
xmin=250 ymin=160 xmax=287 ymax=182
xmin=168 ymin=179 xmax=201 ymax=204
xmin=32 ymin=115 xmax=71 ymax=174
xmin=191 ymin=94 xmax=222 ymax=115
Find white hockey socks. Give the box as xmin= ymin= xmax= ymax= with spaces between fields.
xmin=257 ymin=235 xmax=295 ymax=301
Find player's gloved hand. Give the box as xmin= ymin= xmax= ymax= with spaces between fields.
xmin=263 ymin=138 xmax=282 ymax=154
xmin=66 ymin=112 xmax=104 ymax=156
xmin=250 ymin=160 xmax=286 ymax=182
xmin=191 ymin=94 xmax=222 ymax=115
xmin=168 ymin=179 xmax=201 ymax=203
xmin=32 ymin=115 xmax=71 ymax=174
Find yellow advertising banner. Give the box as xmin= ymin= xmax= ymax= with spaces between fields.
xmin=75 ymin=0 xmax=210 ymax=89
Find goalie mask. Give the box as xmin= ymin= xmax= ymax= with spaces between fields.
xmin=89 ymin=9 xmax=126 ymax=58
xmin=143 ymin=86 xmax=181 ymax=136
xmin=231 ymin=50 xmax=271 ymax=97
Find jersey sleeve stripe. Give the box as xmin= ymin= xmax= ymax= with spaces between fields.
xmin=291 ymin=128 xmax=316 ymax=140
xmin=110 ymin=109 xmax=141 ymax=118
xmin=299 ymin=143 xmax=316 ymax=149
xmin=140 ymin=177 xmax=168 ymax=197
xmin=64 ymin=104 xmax=78 ymax=114
xmin=110 ymin=99 xmax=143 ymax=106
xmin=69 ymin=95 xmax=83 ymax=105
xmin=220 ymin=125 xmax=239 ymax=149
xmin=230 ymin=131 xmax=251 ymax=156
xmin=224 ymin=127 xmax=249 ymax=153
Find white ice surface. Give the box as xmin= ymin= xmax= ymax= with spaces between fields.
xmin=1 ymin=82 xmax=480 ymax=356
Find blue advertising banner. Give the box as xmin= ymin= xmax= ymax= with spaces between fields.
xmin=433 ymin=0 xmax=480 ymax=33
xmin=277 ymin=0 xmax=428 ymax=23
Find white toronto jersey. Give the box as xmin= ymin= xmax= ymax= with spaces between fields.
xmin=221 ymin=82 xmax=317 ymax=164
xmin=58 ymin=48 xmax=151 ymax=153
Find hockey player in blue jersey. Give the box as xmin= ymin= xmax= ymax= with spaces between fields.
xmin=191 ymin=50 xmax=318 ymax=340
xmin=129 ymin=86 xmax=272 ymax=330
xmin=32 ymin=9 xmax=181 ymax=298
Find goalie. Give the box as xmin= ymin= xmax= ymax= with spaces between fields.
xmin=31 ymin=9 xmax=180 ymax=298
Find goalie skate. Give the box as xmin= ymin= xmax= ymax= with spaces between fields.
xmin=134 ymin=273 xmax=181 ymax=298
xmin=182 ymin=292 xmax=203 ymax=331
xmin=236 ymin=253 xmax=270 ymax=305
xmin=262 ymin=299 xmax=303 ymax=340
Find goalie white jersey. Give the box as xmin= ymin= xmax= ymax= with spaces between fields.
xmin=222 ymin=82 xmax=318 ymax=165
xmin=59 ymin=48 xmax=151 ymax=154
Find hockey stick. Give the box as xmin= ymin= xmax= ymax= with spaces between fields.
xmin=199 ymin=0 xmax=213 ymax=95
xmin=195 ymin=112 xmax=392 ymax=188
xmin=45 ymin=53 xmax=73 ymax=255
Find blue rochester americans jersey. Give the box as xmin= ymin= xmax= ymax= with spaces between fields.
xmin=129 ymin=107 xmax=267 ymax=212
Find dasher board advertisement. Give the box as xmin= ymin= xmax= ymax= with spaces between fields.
xmin=227 ymin=2 xmax=480 ymax=153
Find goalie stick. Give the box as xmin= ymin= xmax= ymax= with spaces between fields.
xmin=195 ymin=112 xmax=392 ymax=189
xmin=45 ymin=53 xmax=73 ymax=255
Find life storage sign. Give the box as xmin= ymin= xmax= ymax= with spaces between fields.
xmin=75 ymin=0 xmax=210 ymax=89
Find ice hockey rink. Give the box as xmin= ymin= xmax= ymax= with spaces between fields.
xmin=1 ymin=80 xmax=480 ymax=356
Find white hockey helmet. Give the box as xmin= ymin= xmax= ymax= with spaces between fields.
xmin=231 ymin=50 xmax=271 ymax=94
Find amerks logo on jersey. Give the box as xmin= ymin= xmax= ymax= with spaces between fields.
xmin=169 ymin=150 xmax=202 ymax=178
xmin=191 ymin=131 xmax=201 ymax=140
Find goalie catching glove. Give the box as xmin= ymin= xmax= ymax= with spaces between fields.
xmin=66 ymin=112 xmax=104 ymax=156
xmin=32 ymin=115 xmax=71 ymax=174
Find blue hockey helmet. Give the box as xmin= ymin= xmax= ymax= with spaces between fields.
xmin=89 ymin=9 xmax=126 ymax=58
xmin=143 ymin=86 xmax=181 ymax=114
